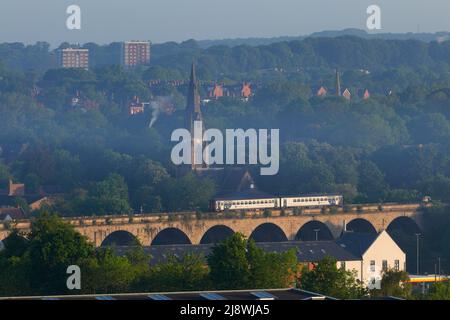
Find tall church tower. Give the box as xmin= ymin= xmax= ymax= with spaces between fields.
xmin=335 ymin=69 xmax=342 ymax=96
xmin=185 ymin=63 xmax=205 ymax=171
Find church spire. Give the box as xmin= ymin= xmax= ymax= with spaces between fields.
xmin=185 ymin=62 xmax=205 ymax=171
xmin=335 ymin=69 xmax=342 ymax=96
xmin=186 ymin=62 xmax=202 ymax=120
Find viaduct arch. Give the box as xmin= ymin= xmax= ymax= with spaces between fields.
xmin=0 ymin=204 xmax=425 ymax=247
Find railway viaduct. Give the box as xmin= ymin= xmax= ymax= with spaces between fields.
xmin=0 ymin=203 xmax=426 ymax=247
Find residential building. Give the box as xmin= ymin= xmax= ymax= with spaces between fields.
xmin=0 ymin=207 xmax=26 ymax=222
xmin=128 ymin=96 xmax=145 ymax=115
xmin=7 ymin=180 xmax=24 ymax=197
xmin=58 ymin=48 xmax=89 ymax=69
xmin=241 ymin=83 xmax=252 ymax=99
xmin=316 ymin=86 xmax=327 ymax=97
xmin=337 ymin=231 xmax=406 ymax=289
xmin=208 ymin=84 xmax=224 ymax=99
xmin=342 ymin=88 xmax=352 ymax=100
xmin=207 ymin=83 xmax=252 ymax=100
xmin=121 ymin=41 xmax=151 ymax=67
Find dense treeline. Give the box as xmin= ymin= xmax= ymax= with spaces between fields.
xmin=4 ymin=37 xmax=450 ymax=215
xmin=0 ymin=215 xmax=298 ymax=296
xmin=3 ymin=36 xmax=450 ymax=79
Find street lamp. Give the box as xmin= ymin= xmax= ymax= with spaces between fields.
xmin=314 ymin=229 xmax=320 ymax=241
xmin=415 ymin=233 xmax=421 ymax=275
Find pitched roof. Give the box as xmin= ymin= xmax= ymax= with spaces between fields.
xmin=0 ymin=207 xmax=26 ymax=221
xmin=0 ymin=194 xmax=47 ymax=207
xmin=336 ymin=232 xmax=378 ymax=258
xmin=114 ymin=241 xmax=361 ymax=265
xmin=220 ymin=168 xmax=255 ymax=193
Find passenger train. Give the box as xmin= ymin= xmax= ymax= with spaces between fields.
xmin=212 ymin=194 xmax=344 ymax=212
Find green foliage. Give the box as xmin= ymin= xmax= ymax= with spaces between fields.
xmin=424 ymin=281 xmax=450 ymax=300
xmin=0 ymin=213 xmax=95 ymax=295
xmin=247 ymin=240 xmax=298 ymax=289
xmin=207 ymin=233 xmax=251 ymax=290
xmin=0 ymin=161 xmax=10 ymax=188
xmin=207 ymin=233 xmax=298 ymax=290
xmin=81 ymin=248 xmax=139 ymax=294
xmin=138 ymin=254 xmax=210 ymax=292
xmin=298 ymin=256 xmax=367 ymax=299
xmin=159 ymin=173 xmax=216 ymax=212
xmin=372 ymin=269 xmax=412 ymax=299
xmin=0 ymin=214 xmax=150 ymax=296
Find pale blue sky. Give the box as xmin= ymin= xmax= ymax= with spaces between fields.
xmin=1 ymin=0 xmax=449 ymax=46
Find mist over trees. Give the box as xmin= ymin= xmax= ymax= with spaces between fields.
xmin=3 ymin=36 xmax=450 ymax=215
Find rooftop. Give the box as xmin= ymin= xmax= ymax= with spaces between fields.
xmin=336 ymin=232 xmax=378 ymax=258
xmin=114 ymin=241 xmax=361 ymax=265
xmin=0 ymin=288 xmax=336 ymax=301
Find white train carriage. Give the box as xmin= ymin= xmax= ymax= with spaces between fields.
xmin=280 ymin=194 xmax=343 ymax=208
xmin=213 ymin=196 xmax=280 ymax=212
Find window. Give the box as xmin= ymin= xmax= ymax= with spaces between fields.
xmin=382 ymin=260 xmax=388 ymax=272
xmin=394 ymin=260 xmax=400 ymax=271
xmin=370 ymin=260 xmax=376 ymax=272
xmin=340 ymin=261 xmax=346 ymax=270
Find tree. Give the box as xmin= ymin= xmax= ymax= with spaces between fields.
xmin=83 ymin=173 xmax=132 ymax=215
xmin=0 ymin=214 xmax=153 ymax=296
xmin=0 ymin=161 xmax=10 ymax=188
xmin=207 ymin=233 xmax=299 ymax=290
xmin=247 ymin=240 xmax=298 ymax=289
xmin=81 ymin=248 xmax=138 ymax=294
xmin=141 ymin=254 xmax=210 ymax=292
xmin=425 ymin=281 xmax=450 ymax=300
xmin=207 ymin=233 xmax=251 ymax=290
xmin=159 ymin=173 xmax=216 ymax=212
xmin=298 ymin=256 xmax=367 ymax=299
xmin=357 ymin=160 xmax=388 ymax=202
xmin=372 ymin=269 xmax=411 ymax=299
xmin=0 ymin=213 xmax=96 ymax=296
xmin=26 ymin=213 xmax=96 ymax=294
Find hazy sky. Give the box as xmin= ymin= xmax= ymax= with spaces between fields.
xmin=1 ymin=0 xmax=449 ymax=46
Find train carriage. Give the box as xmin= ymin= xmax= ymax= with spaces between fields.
xmin=212 ymin=189 xmax=280 ymax=212
xmin=281 ymin=194 xmax=344 ymax=209
xmin=212 ymin=191 xmax=343 ymax=212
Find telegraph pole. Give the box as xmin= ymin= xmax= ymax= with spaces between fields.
xmin=415 ymin=233 xmax=421 ymax=275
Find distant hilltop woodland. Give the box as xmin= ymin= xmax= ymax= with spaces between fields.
xmin=196 ymin=28 xmax=450 ymax=48
xmin=2 ymin=30 xmax=450 ymax=77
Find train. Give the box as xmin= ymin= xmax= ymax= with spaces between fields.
xmin=212 ymin=194 xmax=344 ymax=212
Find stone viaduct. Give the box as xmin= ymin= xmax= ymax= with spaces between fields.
xmin=0 ymin=203 xmax=425 ymax=247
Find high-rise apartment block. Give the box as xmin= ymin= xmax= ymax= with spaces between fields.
xmin=58 ymin=48 xmax=89 ymax=69
xmin=121 ymin=41 xmax=151 ymax=67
